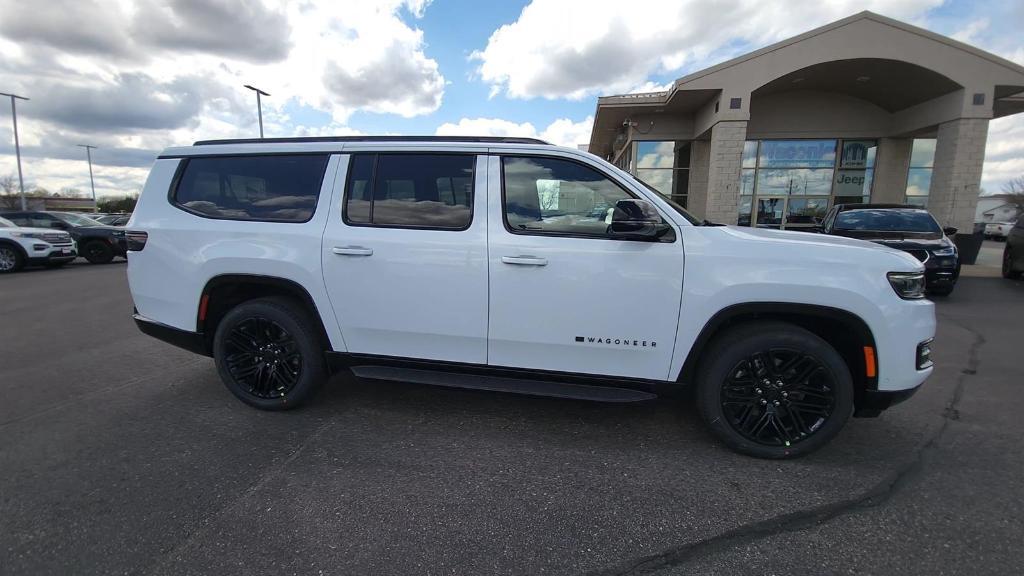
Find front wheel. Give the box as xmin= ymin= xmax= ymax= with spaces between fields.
xmin=213 ymin=297 xmax=327 ymax=410
xmin=82 ymin=240 xmax=114 ymax=264
xmin=696 ymin=322 xmax=854 ymax=459
xmin=0 ymin=245 xmax=24 ymax=273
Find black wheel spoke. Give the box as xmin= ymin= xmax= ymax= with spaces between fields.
xmin=223 ymin=316 xmax=303 ymax=399
xmin=719 ymin=347 xmax=837 ymax=448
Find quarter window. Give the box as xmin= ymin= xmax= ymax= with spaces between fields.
xmin=344 ymin=154 xmax=474 ymax=229
xmin=502 ymin=156 xmax=647 ymax=238
xmin=172 ymin=155 xmax=329 ymax=222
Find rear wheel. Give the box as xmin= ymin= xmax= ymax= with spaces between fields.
xmin=213 ymin=297 xmax=326 ymax=410
xmin=1004 ymin=247 xmax=1022 ymax=279
xmin=0 ymin=245 xmax=24 ymax=273
xmin=82 ymin=240 xmax=114 ymax=264
xmin=696 ymin=322 xmax=853 ymax=459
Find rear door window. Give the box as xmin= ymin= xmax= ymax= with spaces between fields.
xmin=343 ymin=154 xmax=474 ymax=229
xmin=172 ymin=155 xmax=329 ymax=222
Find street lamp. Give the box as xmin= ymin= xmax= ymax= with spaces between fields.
xmin=77 ymin=144 xmax=98 ymax=212
xmin=243 ymin=84 xmax=270 ymax=138
xmin=0 ymin=91 xmax=29 ymax=210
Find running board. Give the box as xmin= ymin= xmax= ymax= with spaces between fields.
xmin=349 ymin=365 xmax=657 ymax=403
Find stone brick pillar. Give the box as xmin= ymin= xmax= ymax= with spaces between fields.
xmin=871 ymin=138 xmax=912 ymax=203
xmin=929 ymin=118 xmax=989 ymax=232
xmin=704 ymin=121 xmax=748 ymax=225
xmin=686 ymin=140 xmax=710 ymax=219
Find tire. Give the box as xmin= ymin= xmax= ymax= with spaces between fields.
xmin=213 ymin=297 xmax=327 ymax=410
xmin=1004 ymin=248 xmax=1022 ymax=280
xmin=695 ymin=321 xmax=854 ymax=459
xmin=0 ymin=244 xmax=24 ymax=273
xmin=82 ymin=240 xmax=114 ymax=264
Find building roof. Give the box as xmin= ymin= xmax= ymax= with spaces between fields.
xmin=590 ymin=11 xmax=1024 ymax=159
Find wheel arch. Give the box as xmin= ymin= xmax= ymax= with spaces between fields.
xmin=678 ymin=303 xmax=879 ymax=409
xmin=0 ymin=238 xmax=28 ymax=258
xmin=198 ymin=274 xmax=332 ymax=355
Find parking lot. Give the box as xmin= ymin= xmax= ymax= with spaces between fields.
xmin=1 ymin=257 xmax=1022 ymax=575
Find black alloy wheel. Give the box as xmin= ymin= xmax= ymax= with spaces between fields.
xmin=82 ymin=240 xmax=114 ymax=264
xmin=720 ymin=349 xmax=835 ymax=448
xmin=213 ymin=297 xmax=326 ymax=410
xmin=696 ymin=322 xmax=853 ymax=459
xmin=223 ymin=317 xmax=303 ymax=399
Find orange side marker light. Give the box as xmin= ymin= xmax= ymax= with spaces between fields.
xmin=863 ymin=346 xmax=877 ymax=378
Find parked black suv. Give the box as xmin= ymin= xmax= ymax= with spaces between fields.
xmin=818 ymin=204 xmax=960 ymax=296
xmin=0 ymin=211 xmax=127 ymax=264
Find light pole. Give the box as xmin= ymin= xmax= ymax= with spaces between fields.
xmin=1 ymin=91 xmax=29 ymax=210
xmin=243 ymin=84 xmax=270 ymax=138
xmin=77 ymin=144 xmax=98 ymax=212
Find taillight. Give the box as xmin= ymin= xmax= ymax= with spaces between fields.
xmin=126 ymin=230 xmax=148 ymax=251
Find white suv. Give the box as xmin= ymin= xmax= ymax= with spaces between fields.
xmin=0 ymin=216 xmax=76 ymax=272
xmin=127 ymin=136 xmax=935 ymax=458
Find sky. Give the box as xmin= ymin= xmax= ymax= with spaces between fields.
xmin=0 ymin=0 xmax=1021 ymax=199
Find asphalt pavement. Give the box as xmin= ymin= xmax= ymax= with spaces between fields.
xmin=1 ymin=259 xmax=1022 ymax=575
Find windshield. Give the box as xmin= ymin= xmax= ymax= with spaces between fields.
xmin=0 ymin=216 xmax=15 ymax=228
xmin=626 ymin=172 xmax=702 ymax=225
xmin=53 ymin=212 xmax=104 ymax=226
xmin=835 ymin=209 xmax=941 ymax=233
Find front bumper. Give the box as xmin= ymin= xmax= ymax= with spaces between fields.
xmin=26 ymin=244 xmax=77 ymax=265
xmin=924 ymin=255 xmax=960 ymax=288
xmin=855 ymin=384 xmax=921 ymax=417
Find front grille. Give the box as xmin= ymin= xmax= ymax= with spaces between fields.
xmin=906 ymin=249 xmax=929 ymax=263
xmin=42 ymin=232 xmax=72 ymax=245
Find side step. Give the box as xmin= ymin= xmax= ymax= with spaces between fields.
xmin=349 ymin=366 xmax=657 ymax=403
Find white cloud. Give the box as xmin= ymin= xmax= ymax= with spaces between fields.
xmin=0 ymin=0 xmax=444 ymax=197
xmin=435 ymin=116 xmax=594 ymax=148
xmin=950 ymin=18 xmax=989 ymax=44
xmin=472 ymin=0 xmax=944 ymax=100
xmin=983 ymin=115 xmax=1024 ymax=194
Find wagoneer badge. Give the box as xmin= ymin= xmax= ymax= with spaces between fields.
xmin=575 ymin=336 xmax=656 ymax=348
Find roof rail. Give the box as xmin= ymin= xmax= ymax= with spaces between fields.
xmin=192 ymin=135 xmax=552 ymax=146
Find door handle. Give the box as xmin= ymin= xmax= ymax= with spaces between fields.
xmin=501 ymin=255 xmax=548 ymax=266
xmin=332 ymin=246 xmax=373 ymax=256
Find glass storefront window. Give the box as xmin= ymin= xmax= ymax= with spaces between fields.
xmin=742 ymin=141 xmax=758 ymax=168
xmin=786 ymin=198 xmax=829 ymax=225
xmin=739 ymin=138 xmax=876 ymax=229
xmin=738 ymin=197 xmax=752 ymax=226
xmin=634 ymin=141 xmax=690 ymax=208
xmin=909 ymin=139 xmax=936 ymax=168
xmin=905 ymin=139 xmax=935 ymax=207
xmin=756 ymin=168 xmax=834 ymax=195
xmin=759 ymin=140 xmax=837 ymax=168
xmin=635 ymin=168 xmax=675 ymax=196
xmin=740 ymin=169 xmax=755 ymax=195
xmin=756 ymin=198 xmax=785 ymax=228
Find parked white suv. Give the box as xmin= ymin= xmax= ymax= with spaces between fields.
xmin=127 ymin=136 xmax=935 ymax=458
xmin=0 ymin=216 xmax=76 ymax=272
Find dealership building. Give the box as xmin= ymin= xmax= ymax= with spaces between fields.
xmin=587 ymin=11 xmax=1024 ymax=233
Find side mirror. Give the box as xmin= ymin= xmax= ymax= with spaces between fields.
xmin=943 ymin=226 xmax=958 ymax=236
xmin=609 ymin=199 xmax=673 ymax=241
xmin=50 ymin=221 xmax=68 ymax=230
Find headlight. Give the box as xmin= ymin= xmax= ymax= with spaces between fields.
xmin=111 ymin=230 xmax=126 ymax=237
xmin=10 ymin=231 xmax=45 ymax=239
xmin=888 ymin=272 xmax=926 ymax=299
xmin=932 ymin=245 xmax=956 ymax=257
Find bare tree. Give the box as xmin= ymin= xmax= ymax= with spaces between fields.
xmin=0 ymin=175 xmax=21 ymax=210
xmin=1002 ymin=176 xmax=1024 ymax=212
